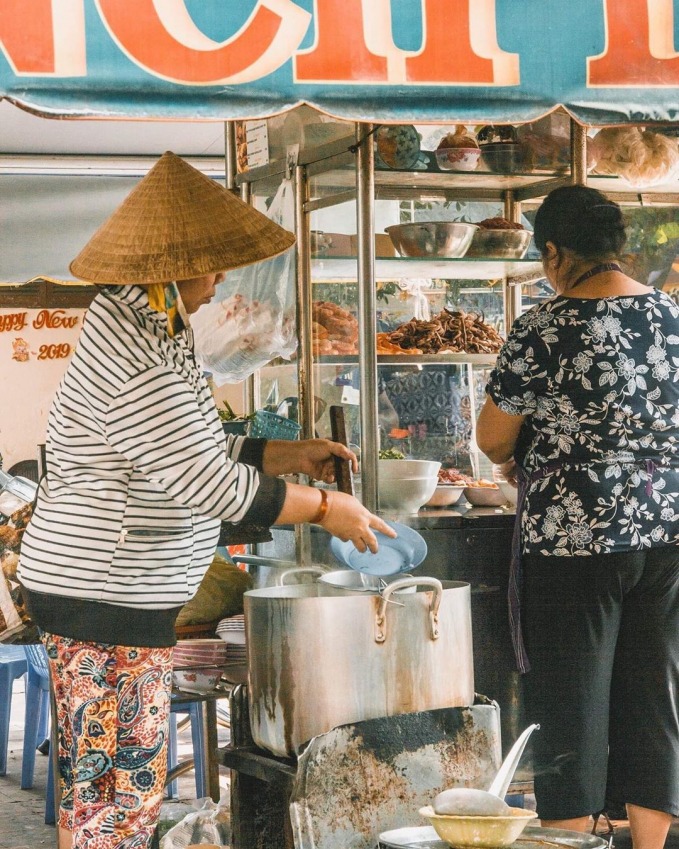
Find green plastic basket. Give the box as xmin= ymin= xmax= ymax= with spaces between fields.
xmin=249 ymin=410 xmax=302 ymax=441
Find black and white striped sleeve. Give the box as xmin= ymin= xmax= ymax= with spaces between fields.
xmin=105 ymin=365 xmax=286 ymax=526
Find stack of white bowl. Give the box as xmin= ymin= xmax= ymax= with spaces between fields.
xmin=378 ymin=459 xmax=441 ymax=514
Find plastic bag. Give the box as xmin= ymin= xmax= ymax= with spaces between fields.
xmin=592 ymin=127 xmax=679 ymax=187
xmin=192 ymin=179 xmax=297 ymax=385
xmin=160 ymin=798 xmax=230 ymax=848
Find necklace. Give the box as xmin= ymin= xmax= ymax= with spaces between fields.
xmin=571 ymin=262 xmax=623 ymax=289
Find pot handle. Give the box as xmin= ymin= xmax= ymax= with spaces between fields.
xmin=277 ymin=566 xmax=326 ymax=586
xmin=375 ymin=577 xmax=443 ymax=643
xmin=231 ymin=554 xmax=298 ymax=570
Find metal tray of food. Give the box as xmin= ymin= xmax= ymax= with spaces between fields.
xmin=378 ymin=825 xmax=608 ymax=849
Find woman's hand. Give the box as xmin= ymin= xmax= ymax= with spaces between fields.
xmin=498 ymin=458 xmax=518 ymax=486
xmin=263 ymin=438 xmax=358 ymax=483
xmin=275 ymin=483 xmax=396 ymax=553
xmin=319 ymin=491 xmax=396 ymax=553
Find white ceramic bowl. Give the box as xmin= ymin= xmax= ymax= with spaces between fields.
xmin=497 ymin=480 xmax=518 ymax=507
xmin=425 ymin=485 xmax=466 ymax=507
xmin=172 ymin=666 xmax=223 ymax=695
xmin=379 ymin=476 xmax=439 ymax=513
xmin=463 ymin=486 xmax=506 ymax=507
xmin=436 ymin=147 xmax=481 ymax=172
xmin=378 ymin=459 xmax=442 ymax=480
xmin=420 ymin=805 xmax=538 ymax=849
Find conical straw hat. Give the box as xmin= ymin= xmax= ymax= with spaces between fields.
xmin=70 ymin=151 xmax=295 ymax=284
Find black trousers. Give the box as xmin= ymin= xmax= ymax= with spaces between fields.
xmin=523 ymin=546 xmax=679 ymax=820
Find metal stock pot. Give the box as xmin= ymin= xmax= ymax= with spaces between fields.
xmin=244 ymin=577 xmax=474 ymax=757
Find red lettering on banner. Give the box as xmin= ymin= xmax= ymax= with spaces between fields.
xmin=588 ymin=0 xmax=679 ymax=86
xmin=32 ymin=310 xmax=79 ymax=330
xmin=295 ymin=0 xmax=388 ymax=83
xmin=0 ymin=0 xmax=55 ymax=73
xmin=96 ymin=0 xmax=310 ymax=85
xmin=295 ymin=0 xmax=518 ymax=85
xmin=407 ymin=0 xmax=494 ymax=83
xmin=407 ymin=0 xmax=518 ymax=84
xmin=0 ymin=313 xmax=27 ymax=333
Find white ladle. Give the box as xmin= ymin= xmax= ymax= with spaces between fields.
xmin=487 ymin=723 xmax=540 ymax=801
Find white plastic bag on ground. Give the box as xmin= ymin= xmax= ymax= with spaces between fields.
xmin=160 ymin=798 xmax=230 ymax=849
xmin=192 ymin=179 xmax=297 ymax=385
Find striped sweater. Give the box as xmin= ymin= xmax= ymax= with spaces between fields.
xmin=18 ymin=285 xmax=285 ymax=646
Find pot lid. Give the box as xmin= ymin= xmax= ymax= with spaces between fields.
xmin=330 ymin=521 xmax=427 ymax=577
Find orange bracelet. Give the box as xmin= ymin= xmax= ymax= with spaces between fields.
xmin=310 ymin=488 xmax=329 ymax=524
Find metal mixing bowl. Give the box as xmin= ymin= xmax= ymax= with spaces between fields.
xmin=385 ymin=222 xmax=478 ymax=258
xmin=466 ymin=228 xmax=533 ymax=259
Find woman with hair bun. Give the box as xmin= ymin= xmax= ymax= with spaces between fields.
xmin=477 ymin=185 xmax=679 ymax=847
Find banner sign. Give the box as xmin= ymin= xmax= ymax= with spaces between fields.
xmin=1 ymin=0 xmax=679 ymax=125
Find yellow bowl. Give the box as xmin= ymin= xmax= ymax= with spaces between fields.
xmin=419 ymin=805 xmax=538 ymax=848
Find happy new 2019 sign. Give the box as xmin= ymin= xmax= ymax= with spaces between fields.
xmin=1 ymin=0 xmax=679 ymax=124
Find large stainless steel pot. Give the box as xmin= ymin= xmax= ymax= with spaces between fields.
xmin=245 ymin=577 xmax=474 ymax=757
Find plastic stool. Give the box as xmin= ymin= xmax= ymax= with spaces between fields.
xmin=0 ymin=645 xmax=27 ymax=775
xmin=20 ymin=643 xmax=55 ymax=824
xmin=167 ymin=698 xmax=207 ymax=799
xmin=21 ymin=644 xmax=51 ymax=790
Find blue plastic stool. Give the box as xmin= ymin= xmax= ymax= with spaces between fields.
xmin=21 ymin=644 xmax=55 ymax=824
xmin=0 ymin=645 xmax=27 ymax=775
xmin=167 ymin=697 xmax=207 ymax=799
xmin=21 ymin=644 xmax=51 ymax=788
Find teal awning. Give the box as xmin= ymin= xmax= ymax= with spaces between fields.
xmin=1 ymin=0 xmax=679 ymax=125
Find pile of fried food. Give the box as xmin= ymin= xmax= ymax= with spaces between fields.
xmin=436 ymin=126 xmax=479 ymax=151
xmin=312 ymin=301 xmax=359 ymax=356
xmin=476 ymin=216 xmax=525 ymax=231
xmin=0 ymin=504 xmax=31 ymax=582
xmin=382 ymin=309 xmax=504 ymax=355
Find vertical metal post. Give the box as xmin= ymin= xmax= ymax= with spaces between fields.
xmin=294 ymin=164 xmax=314 ymax=565
xmin=503 ymin=191 xmax=523 ymax=329
xmin=224 ymin=121 xmax=237 ymax=191
xmin=570 ymin=118 xmax=588 ymax=186
xmin=240 ymin=181 xmax=257 ymax=414
xmin=356 ymin=123 xmax=378 ymax=512
xmin=295 ymin=164 xmax=315 ymax=441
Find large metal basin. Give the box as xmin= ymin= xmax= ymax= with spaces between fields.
xmin=245 ymin=578 xmax=474 ymax=757
xmin=385 ymin=222 xmax=478 ymax=258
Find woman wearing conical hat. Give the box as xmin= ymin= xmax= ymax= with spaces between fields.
xmin=18 ymin=152 xmax=393 ymax=849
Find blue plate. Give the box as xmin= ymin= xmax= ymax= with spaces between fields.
xmin=330 ymin=521 xmax=428 ymax=577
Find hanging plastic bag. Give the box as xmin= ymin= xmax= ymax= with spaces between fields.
xmin=192 ymin=179 xmax=297 ymax=385
xmin=160 ymin=798 xmax=230 ymax=848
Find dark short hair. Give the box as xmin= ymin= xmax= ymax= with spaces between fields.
xmin=533 ymin=185 xmax=626 ymax=259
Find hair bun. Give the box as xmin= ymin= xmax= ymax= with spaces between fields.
xmin=588 ymin=203 xmax=622 ymax=224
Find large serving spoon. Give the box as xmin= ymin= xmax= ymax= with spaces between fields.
xmin=431 ymin=723 xmax=539 ymax=817
xmin=487 ymin=722 xmax=540 ymax=800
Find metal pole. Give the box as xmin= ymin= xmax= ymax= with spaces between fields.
xmin=224 ymin=121 xmax=237 ymax=191
xmin=240 ymin=181 xmax=256 ymax=415
xmin=356 ymin=123 xmax=378 ymax=512
xmin=294 ymin=164 xmax=315 ymax=441
xmin=570 ymin=118 xmax=588 ymax=186
xmin=294 ymin=164 xmax=314 ymax=564
xmin=503 ymin=190 xmax=523 ymax=329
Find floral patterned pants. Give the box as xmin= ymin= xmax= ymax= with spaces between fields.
xmin=43 ymin=634 xmax=173 ymax=849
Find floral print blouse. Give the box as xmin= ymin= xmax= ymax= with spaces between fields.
xmin=487 ymin=290 xmax=679 ymax=556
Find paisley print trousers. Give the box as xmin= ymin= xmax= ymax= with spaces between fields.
xmin=43 ymin=634 xmax=173 ymax=849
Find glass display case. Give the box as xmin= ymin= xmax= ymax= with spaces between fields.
xmin=236 ymin=110 xmax=679 ymax=512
